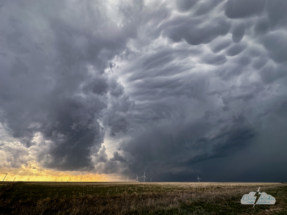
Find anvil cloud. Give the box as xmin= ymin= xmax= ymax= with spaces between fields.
xmin=1 ymin=0 xmax=287 ymax=182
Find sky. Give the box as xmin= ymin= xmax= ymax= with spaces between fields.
xmin=0 ymin=0 xmax=287 ymax=182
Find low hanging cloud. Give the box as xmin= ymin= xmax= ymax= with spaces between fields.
xmin=0 ymin=0 xmax=142 ymax=171
xmin=1 ymin=0 xmax=287 ymax=181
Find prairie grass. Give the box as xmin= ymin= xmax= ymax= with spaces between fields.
xmin=0 ymin=182 xmax=285 ymax=214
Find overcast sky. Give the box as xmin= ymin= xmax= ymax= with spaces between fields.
xmin=1 ymin=0 xmax=287 ymax=182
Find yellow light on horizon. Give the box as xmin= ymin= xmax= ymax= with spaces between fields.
xmin=0 ymin=162 xmax=119 ymax=182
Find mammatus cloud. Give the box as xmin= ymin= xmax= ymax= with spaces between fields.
xmin=1 ymin=0 xmax=287 ymax=181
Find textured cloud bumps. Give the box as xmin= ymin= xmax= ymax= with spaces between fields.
xmin=0 ymin=0 xmax=141 ymax=171
xmin=1 ymin=0 xmax=287 ymax=182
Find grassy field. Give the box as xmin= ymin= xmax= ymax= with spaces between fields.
xmin=0 ymin=182 xmax=286 ymax=214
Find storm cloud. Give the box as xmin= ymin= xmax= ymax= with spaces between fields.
xmin=0 ymin=0 xmax=140 ymax=171
xmin=1 ymin=0 xmax=287 ymax=182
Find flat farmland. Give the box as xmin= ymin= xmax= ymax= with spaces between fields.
xmin=0 ymin=182 xmax=286 ymax=215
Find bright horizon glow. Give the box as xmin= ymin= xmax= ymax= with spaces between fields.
xmin=0 ymin=162 xmax=125 ymax=182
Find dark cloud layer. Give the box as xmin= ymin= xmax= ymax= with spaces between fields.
xmin=0 ymin=0 xmax=141 ymax=171
xmin=225 ymin=0 xmax=266 ymax=18
xmin=1 ymin=0 xmax=287 ymax=182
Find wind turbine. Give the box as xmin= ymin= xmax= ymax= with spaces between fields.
xmin=2 ymin=173 xmax=7 ymax=182
xmin=197 ymin=175 xmax=201 ymax=182
xmin=142 ymin=172 xmax=147 ymax=183
xmin=136 ymin=175 xmax=139 ymax=182
xmin=2 ymin=173 xmax=7 ymax=188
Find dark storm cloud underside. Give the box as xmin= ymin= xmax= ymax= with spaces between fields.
xmin=0 ymin=0 xmax=140 ymax=171
xmin=1 ymin=0 xmax=287 ymax=182
xmin=113 ymin=0 xmax=287 ymax=181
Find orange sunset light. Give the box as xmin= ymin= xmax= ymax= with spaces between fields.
xmin=0 ymin=162 xmax=119 ymax=182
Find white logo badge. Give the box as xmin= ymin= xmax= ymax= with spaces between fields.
xmin=241 ymin=187 xmax=276 ymax=207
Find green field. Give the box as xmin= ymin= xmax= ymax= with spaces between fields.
xmin=0 ymin=182 xmax=286 ymax=214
